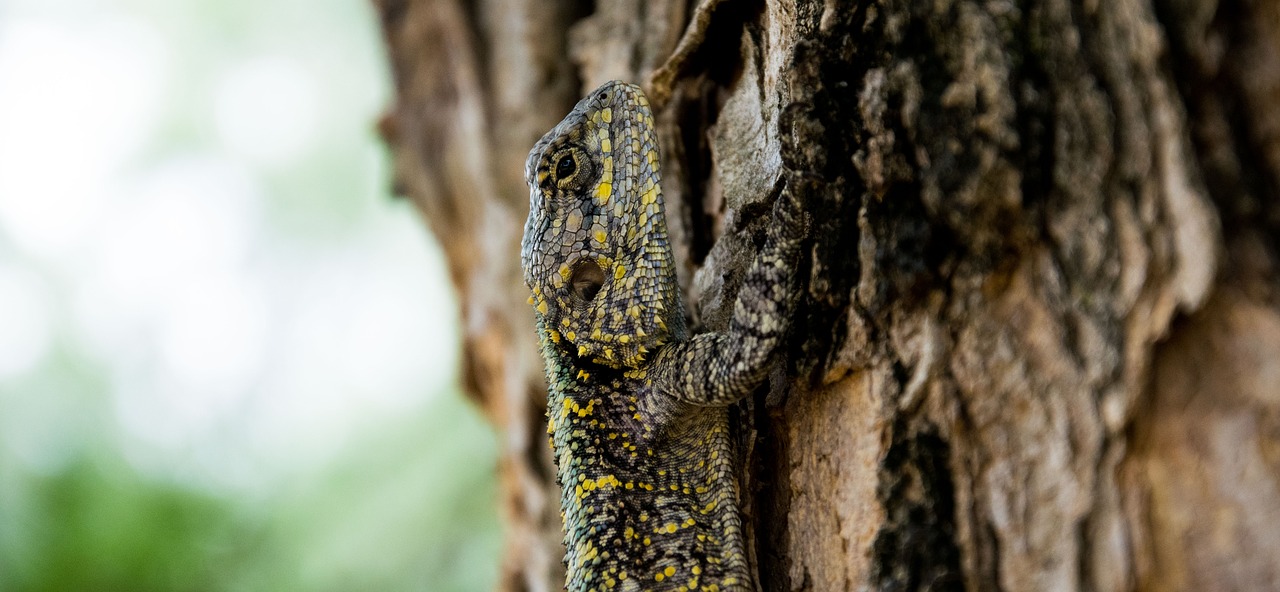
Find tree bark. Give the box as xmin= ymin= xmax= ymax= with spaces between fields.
xmin=373 ymin=0 xmax=1280 ymax=590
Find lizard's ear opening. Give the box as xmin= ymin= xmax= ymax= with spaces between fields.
xmin=570 ymin=259 xmax=604 ymax=303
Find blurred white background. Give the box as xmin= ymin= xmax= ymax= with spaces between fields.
xmin=0 ymin=1 xmax=499 ymax=590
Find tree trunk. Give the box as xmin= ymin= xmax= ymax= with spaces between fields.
xmin=373 ymin=0 xmax=1280 ymax=590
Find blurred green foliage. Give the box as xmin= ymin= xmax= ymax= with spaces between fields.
xmin=0 ymin=0 xmax=501 ymax=589
xmin=1 ymin=393 xmax=500 ymax=592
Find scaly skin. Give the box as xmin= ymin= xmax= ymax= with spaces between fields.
xmin=522 ymin=81 xmax=803 ymax=592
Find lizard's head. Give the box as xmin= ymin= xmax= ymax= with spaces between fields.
xmin=521 ymin=80 xmax=683 ymax=369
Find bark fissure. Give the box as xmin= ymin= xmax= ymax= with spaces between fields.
xmin=871 ymin=420 xmax=965 ymax=592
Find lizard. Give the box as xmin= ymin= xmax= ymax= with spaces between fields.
xmin=521 ymin=80 xmax=805 ymax=592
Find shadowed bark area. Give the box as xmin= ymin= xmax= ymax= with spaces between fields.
xmin=373 ymin=0 xmax=1280 ymax=590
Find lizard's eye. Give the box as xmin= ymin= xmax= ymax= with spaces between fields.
xmin=548 ymin=147 xmax=593 ymax=191
xmin=555 ymin=154 xmax=577 ymax=180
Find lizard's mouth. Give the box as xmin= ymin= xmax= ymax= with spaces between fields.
xmin=569 ymin=259 xmax=604 ymax=303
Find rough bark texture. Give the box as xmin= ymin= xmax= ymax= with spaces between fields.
xmin=373 ymin=0 xmax=1280 ymax=590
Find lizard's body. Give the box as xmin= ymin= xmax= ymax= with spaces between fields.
xmin=522 ymin=81 xmax=802 ymax=592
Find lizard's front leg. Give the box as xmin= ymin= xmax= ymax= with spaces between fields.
xmin=653 ymin=183 xmax=807 ymax=408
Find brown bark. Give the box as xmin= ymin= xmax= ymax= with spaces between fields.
xmin=373 ymin=0 xmax=1280 ymax=590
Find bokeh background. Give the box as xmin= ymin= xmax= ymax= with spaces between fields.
xmin=0 ymin=0 xmax=501 ymax=590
